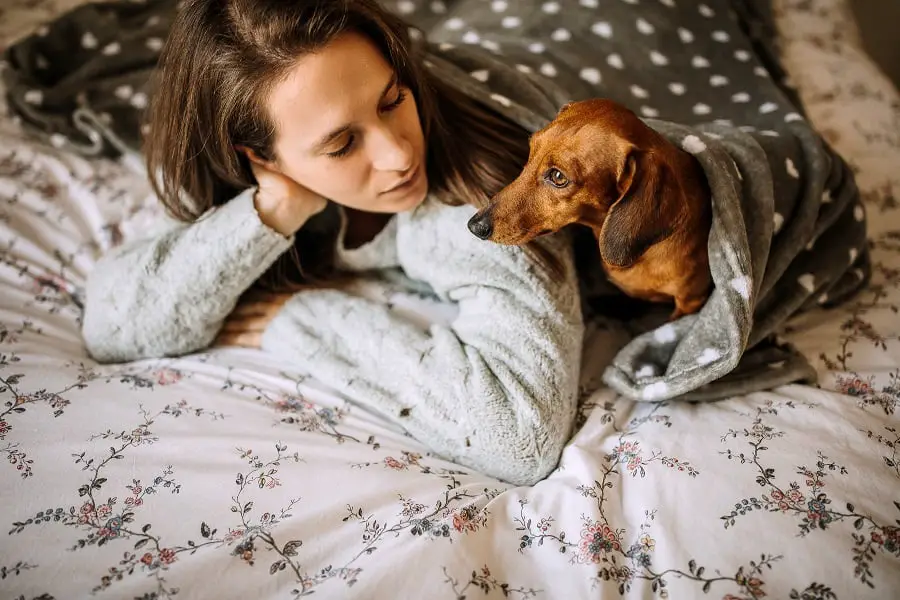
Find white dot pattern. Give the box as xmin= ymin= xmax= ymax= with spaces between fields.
xmin=421 ymin=0 xmax=797 ymax=138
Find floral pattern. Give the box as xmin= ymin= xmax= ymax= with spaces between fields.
xmin=1 ymin=0 xmax=900 ymax=599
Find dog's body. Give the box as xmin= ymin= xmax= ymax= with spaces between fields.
xmin=467 ymin=99 xmax=713 ymax=319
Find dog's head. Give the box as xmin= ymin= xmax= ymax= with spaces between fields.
xmin=467 ymin=99 xmax=693 ymax=268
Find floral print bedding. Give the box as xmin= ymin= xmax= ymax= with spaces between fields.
xmin=1 ymin=1 xmax=899 ymax=599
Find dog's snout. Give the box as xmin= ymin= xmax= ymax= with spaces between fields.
xmin=467 ymin=211 xmax=494 ymax=240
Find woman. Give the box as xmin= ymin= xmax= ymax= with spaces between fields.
xmin=81 ymin=0 xmax=585 ymax=486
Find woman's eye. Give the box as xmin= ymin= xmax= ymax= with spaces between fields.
xmin=383 ymin=88 xmax=407 ymax=112
xmin=545 ymin=168 xmax=569 ymax=188
xmin=325 ymin=86 xmax=407 ymax=159
xmin=326 ymin=135 xmax=355 ymax=158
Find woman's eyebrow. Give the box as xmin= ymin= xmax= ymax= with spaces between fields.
xmin=311 ymin=73 xmax=399 ymax=153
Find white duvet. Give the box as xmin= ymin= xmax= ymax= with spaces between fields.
xmin=1 ymin=1 xmax=899 ymax=599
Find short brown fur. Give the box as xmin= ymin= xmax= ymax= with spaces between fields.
xmin=467 ymin=98 xmax=713 ymax=319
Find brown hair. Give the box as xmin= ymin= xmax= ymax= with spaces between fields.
xmin=145 ymin=0 xmax=535 ymax=290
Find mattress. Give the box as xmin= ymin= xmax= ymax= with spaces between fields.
xmin=1 ymin=1 xmax=899 ymax=599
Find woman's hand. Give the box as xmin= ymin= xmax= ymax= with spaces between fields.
xmin=246 ymin=155 xmax=328 ymax=237
xmin=214 ymin=290 xmax=296 ymax=348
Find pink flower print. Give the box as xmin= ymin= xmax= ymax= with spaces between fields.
xmin=29 ymin=274 xmax=70 ymax=295
xmin=451 ymin=506 xmax=482 ymax=533
xmin=577 ymin=521 xmax=621 ymax=563
xmin=98 ymin=516 xmax=123 ymax=539
xmin=223 ymin=529 xmax=245 ymax=544
xmin=78 ymin=501 xmax=95 ymax=524
xmin=0 ymin=419 xmax=11 ymax=437
xmin=770 ymin=490 xmax=784 ymax=501
xmin=787 ymin=489 xmax=803 ymax=503
xmin=256 ymin=474 xmax=280 ymax=489
xmin=158 ymin=548 xmax=177 ymax=565
xmin=154 ymin=369 xmax=182 ymax=386
xmin=140 ymin=552 xmax=154 ymax=565
xmin=125 ymin=481 xmax=144 ymax=507
xmin=274 ymin=394 xmax=313 ymax=412
xmin=746 ymin=577 xmax=766 ymax=598
xmin=384 ymin=457 xmax=407 ymax=470
xmin=612 ymin=441 xmax=643 ymax=472
xmin=835 ymin=376 xmax=876 ymax=397
xmin=806 ymin=495 xmax=833 ymax=525
xmin=96 ymin=504 xmax=112 ymax=519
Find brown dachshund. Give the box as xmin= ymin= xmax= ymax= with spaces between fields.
xmin=467 ymin=98 xmax=713 ymax=320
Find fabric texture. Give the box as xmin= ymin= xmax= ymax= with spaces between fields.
xmin=1 ymin=93 xmax=899 ymax=600
xmin=2 ymin=1 xmax=899 ymax=598
xmin=0 ymin=0 xmax=871 ymax=406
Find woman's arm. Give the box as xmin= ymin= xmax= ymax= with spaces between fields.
xmin=261 ymin=200 xmax=584 ymax=486
xmin=81 ymin=189 xmax=294 ymax=362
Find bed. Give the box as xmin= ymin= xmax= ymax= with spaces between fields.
xmin=1 ymin=1 xmax=898 ymax=599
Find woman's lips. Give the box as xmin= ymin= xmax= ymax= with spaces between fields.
xmin=382 ymin=165 xmax=420 ymax=194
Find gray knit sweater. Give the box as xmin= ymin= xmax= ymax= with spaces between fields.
xmin=82 ymin=188 xmax=585 ymax=486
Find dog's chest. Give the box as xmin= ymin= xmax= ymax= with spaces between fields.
xmin=599 ymin=245 xmax=674 ymax=303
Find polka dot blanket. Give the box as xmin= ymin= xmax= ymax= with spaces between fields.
xmin=1 ymin=0 xmax=871 ymax=402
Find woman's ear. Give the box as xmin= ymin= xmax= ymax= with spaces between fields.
xmin=235 ymin=145 xmax=279 ymax=172
xmin=598 ymin=149 xmax=674 ymax=268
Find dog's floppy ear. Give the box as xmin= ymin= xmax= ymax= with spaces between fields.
xmin=598 ymin=148 xmax=674 ymax=268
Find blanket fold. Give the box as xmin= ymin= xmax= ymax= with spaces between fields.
xmin=602 ymin=120 xmax=868 ymax=401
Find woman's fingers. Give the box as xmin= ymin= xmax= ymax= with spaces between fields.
xmin=214 ymin=329 xmax=262 ymax=348
xmin=216 ymin=290 xmax=296 ymax=348
xmin=230 ymin=291 xmax=294 ymax=317
xmin=229 ymin=301 xmax=276 ymax=319
xmin=219 ymin=314 xmax=270 ymax=333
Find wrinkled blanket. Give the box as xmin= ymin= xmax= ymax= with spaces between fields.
xmin=1 ymin=0 xmax=871 ymax=402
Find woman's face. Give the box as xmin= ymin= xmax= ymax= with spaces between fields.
xmin=263 ymin=31 xmax=428 ymax=214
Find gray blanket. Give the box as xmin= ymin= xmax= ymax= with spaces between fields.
xmin=2 ymin=0 xmax=870 ymax=402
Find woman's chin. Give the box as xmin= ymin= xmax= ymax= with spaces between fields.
xmin=393 ymin=178 xmax=429 ymax=212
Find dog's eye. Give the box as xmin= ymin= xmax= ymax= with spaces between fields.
xmin=545 ymin=168 xmax=569 ymax=188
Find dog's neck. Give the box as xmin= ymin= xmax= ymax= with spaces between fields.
xmin=577 ymin=205 xmax=609 ymax=234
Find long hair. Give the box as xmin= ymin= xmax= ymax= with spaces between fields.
xmin=144 ymin=0 xmax=535 ymax=290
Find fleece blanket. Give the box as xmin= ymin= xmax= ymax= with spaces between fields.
xmin=0 ymin=0 xmax=870 ymax=402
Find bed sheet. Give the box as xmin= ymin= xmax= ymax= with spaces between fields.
xmin=2 ymin=2 xmax=899 ymax=600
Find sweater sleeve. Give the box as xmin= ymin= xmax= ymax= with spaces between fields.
xmin=260 ymin=200 xmax=584 ymax=485
xmin=81 ymin=188 xmax=294 ymax=363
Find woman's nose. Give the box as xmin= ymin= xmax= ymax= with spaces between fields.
xmin=370 ymin=125 xmax=413 ymax=172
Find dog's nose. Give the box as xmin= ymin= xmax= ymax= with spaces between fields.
xmin=467 ymin=212 xmax=493 ymax=240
